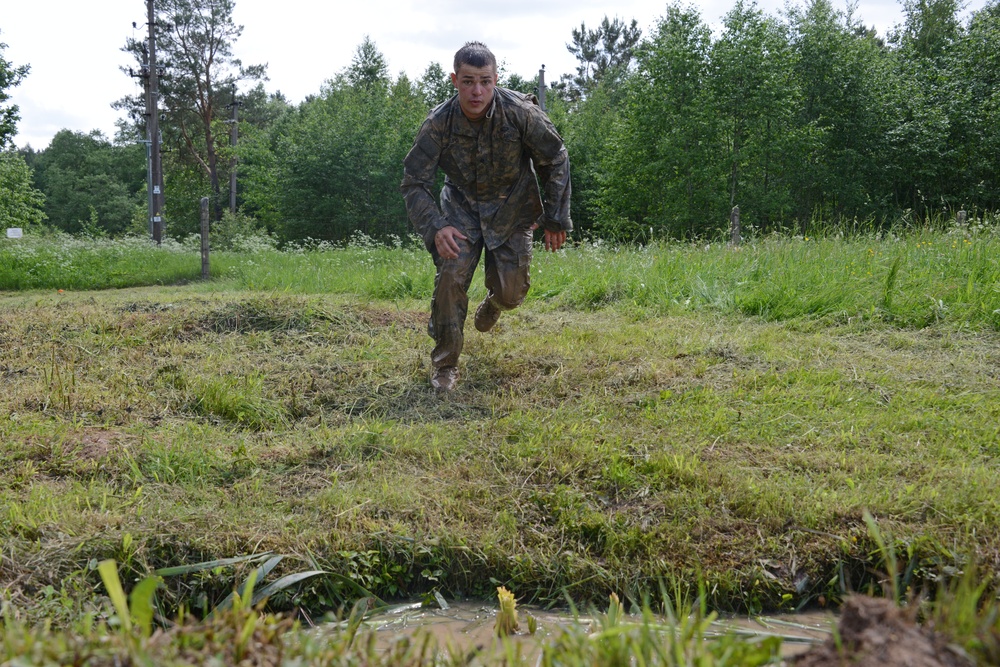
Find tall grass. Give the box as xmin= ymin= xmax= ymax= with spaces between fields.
xmin=5 ymin=222 xmax=998 ymax=331
xmin=536 ymin=225 xmax=1000 ymax=329
xmin=221 ymin=235 xmax=434 ymax=298
xmin=0 ymin=233 xmax=204 ymax=290
xmin=218 ymin=223 xmax=1000 ymax=330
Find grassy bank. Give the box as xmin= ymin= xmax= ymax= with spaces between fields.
xmin=1 ymin=224 xmax=999 ymax=661
xmin=4 ymin=218 xmax=1000 ymax=329
xmin=218 ymin=225 xmax=1000 ymax=330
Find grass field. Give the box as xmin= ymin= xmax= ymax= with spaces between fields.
xmin=2 ymin=221 xmax=1000 ymax=663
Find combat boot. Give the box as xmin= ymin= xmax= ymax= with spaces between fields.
xmin=430 ymin=366 xmax=459 ymax=392
xmin=474 ymin=297 xmax=501 ymax=332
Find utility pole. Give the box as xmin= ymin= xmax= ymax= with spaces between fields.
xmin=135 ymin=41 xmax=153 ymax=236
xmin=226 ymin=86 xmax=242 ymax=214
xmin=537 ymin=65 xmax=547 ymax=112
xmin=147 ymin=0 xmax=164 ymax=243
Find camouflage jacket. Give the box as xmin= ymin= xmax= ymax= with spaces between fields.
xmin=400 ymin=87 xmax=572 ymax=252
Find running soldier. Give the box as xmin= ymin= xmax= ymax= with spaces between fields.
xmin=401 ymin=41 xmax=572 ymax=392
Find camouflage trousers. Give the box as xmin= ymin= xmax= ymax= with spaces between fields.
xmin=428 ymin=227 xmax=533 ymax=370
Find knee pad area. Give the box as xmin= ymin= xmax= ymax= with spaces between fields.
xmin=493 ymin=289 xmax=526 ymax=311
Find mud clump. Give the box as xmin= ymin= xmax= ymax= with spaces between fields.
xmin=794 ymin=596 xmax=972 ymax=667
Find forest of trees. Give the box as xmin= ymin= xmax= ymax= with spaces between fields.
xmin=3 ymin=0 xmax=999 ymax=243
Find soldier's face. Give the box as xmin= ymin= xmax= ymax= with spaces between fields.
xmin=450 ymin=64 xmax=497 ymax=121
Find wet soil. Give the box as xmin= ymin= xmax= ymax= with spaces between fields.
xmin=342 ymin=600 xmax=833 ymax=660
xmin=793 ymin=596 xmax=973 ymax=667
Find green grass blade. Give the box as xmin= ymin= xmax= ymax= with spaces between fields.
xmin=863 ymin=509 xmax=899 ymax=601
xmin=210 ymin=555 xmax=283 ymax=616
xmin=97 ymin=559 xmax=132 ymax=633
xmin=153 ymin=553 xmax=273 ymax=577
xmin=344 ymin=596 xmax=370 ymax=649
xmin=250 ymin=570 xmax=328 ymax=607
xmin=129 ymin=576 xmax=163 ymax=638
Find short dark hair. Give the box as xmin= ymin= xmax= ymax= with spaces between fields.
xmin=453 ymin=41 xmax=497 ymax=73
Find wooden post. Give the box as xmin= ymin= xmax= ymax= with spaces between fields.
xmin=200 ymin=197 xmax=210 ymax=279
xmin=730 ymin=205 xmax=741 ymax=247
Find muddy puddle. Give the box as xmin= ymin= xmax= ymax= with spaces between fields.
xmin=329 ymin=600 xmax=833 ymax=660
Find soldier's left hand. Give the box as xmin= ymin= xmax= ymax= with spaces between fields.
xmin=533 ymin=224 xmax=567 ymax=252
xmin=543 ymin=229 xmax=566 ymax=252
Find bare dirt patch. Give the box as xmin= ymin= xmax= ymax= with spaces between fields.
xmin=74 ymin=429 xmax=127 ymax=462
xmin=359 ymin=307 xmax=426 ymax=330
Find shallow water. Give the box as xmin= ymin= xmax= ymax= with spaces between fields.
xmin=342 ymin=600 xmax=834 ymax=659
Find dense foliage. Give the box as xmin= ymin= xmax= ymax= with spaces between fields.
xmin=0 ymin=30 xmax=29 ymax=151
xmin=0 ymin=31 xmax=45 ymax=229
xmin=585 ymin=0 xmax=1000 ymax=239
xmin=25 ymin=130 xmax=146 ymax=235
xmin=239 ymin=38 xmax=427 ymax=242
xmin=0 ymin=149 xmax=45 ymax=227
xmin=13 ymin=0 xmax=1000 ymax=242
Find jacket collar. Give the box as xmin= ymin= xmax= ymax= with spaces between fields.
xmin=449 ymin=89 xmax=505 ymax=138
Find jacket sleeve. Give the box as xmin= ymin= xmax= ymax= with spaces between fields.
xmin=401 ymin=116 xmax=448 ymax=251
xmin=523 ymin=108 xmax=573 ymax=233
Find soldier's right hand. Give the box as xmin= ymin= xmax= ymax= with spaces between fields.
xmin=435 ymin=226 xmax=467 ymax=260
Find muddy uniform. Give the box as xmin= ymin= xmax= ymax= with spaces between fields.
xmin=401 ymin=87 xmax=572 ymax=371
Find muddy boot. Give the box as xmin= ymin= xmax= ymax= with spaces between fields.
xmin=474 ymin=297 xmax=501 ymax=332
xmin=430 ymin=366 xmax=460 ymax=392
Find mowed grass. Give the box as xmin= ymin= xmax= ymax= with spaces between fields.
xmin=2 ymin=241 xmax=1000 ymax=612
xmin=1 ymin=221 xmax=999 ymax=634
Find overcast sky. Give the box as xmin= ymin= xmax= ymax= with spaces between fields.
xmin=2 ymin=0 xmax=987 ymax=150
